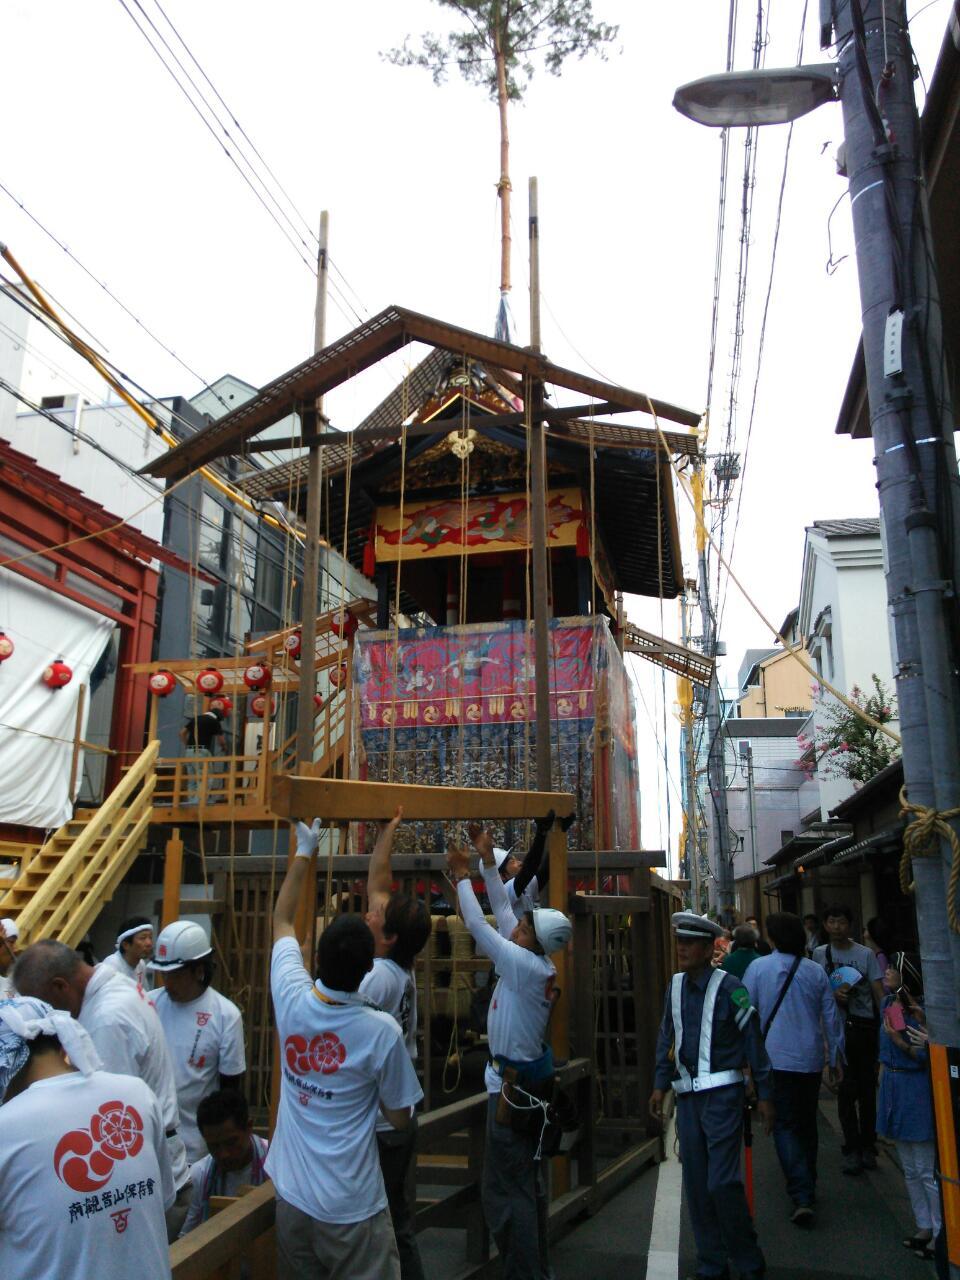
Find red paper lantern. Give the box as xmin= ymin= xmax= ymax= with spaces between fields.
xmin=328 ymin=662 xmax=348 ymax=688
xmin=332 ymin=609 xmax=358 ymax=640
xmin=284 ymin=631 xmax=302 ymax=660
xmin=148 ymin=669 xmax=177 ymax=698
xmin=196 ymin=667 xmax=224 ymax=696
xmin=42 ymin=658 xmax=73 ymax=690
xmin=0 ymin=632 xmax=13 ymax=663
xmin=208 ymin=695 xmax=233 ymax=716
xmin=243 ymin=662 xmax=271 ymax=691
xmin=250 ymin=692 xmax=276 ymax=718
xmin=313 ymin=693 xmax=324 ymax=710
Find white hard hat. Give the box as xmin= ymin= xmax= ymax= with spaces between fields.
xmin=148 ymin=920 xmax=213 ymax=971
xmin=532 ymin=908 xmax=572 ymax=954
xmin=493 ymin=847 xmax=511 ymax=871
xmin=0 ymin=918 xmax=18 ymax=941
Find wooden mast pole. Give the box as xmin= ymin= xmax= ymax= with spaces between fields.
xmin=291 ymin=211 xmax=329 ymax=951
xmin=528 ymin=178 xmax=551 ymax=792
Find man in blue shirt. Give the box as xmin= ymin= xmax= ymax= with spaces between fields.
xmin=744 ymin=912 xmax=845 ymax=1226
xmin=650 ymin=912 xmax=773 ymax=1280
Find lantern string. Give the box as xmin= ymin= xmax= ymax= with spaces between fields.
xmin=0 ymin=721 xmax=115 ymax=753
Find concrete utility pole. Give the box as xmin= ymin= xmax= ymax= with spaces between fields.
xmin=739 ymin=740 xmax=758 ymax=877
xmin=695 ymin=469 xmax=735 ymax=925
xmin=679 ymin=585 xmax=702 ymax=910
xmin=826 ymin=4 xmax=960 ymax=1264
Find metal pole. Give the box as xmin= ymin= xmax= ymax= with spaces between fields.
xmin=295 ymin=211 xmax=329 ymax=771
xmin=528 ymin=179 xmax=552 ymax=793
xmin=680 ymin=587 xmax=701 ymax=910
xmin=745 ymin=743 xmax=758 ymax=878
xmin=826 ymin=5 xmax=960 ymax=1267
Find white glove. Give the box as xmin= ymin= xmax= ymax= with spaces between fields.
xmin=295 ymin=818 xmax=322 ymax=859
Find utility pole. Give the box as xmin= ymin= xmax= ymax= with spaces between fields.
xmin=528 ymin=177 xmax=552 ymax=793
xmin=694 ymin=467 xmax=734 ymax=925
xmin=739 ymin=740 xmax=758 ymax=877
xmin=679 ymin=585 xmax=701 ymax=910
xmin=826 ymin=4 xmax=960 ymax=1265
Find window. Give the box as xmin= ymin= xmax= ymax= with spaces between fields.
xmin=197 ymin=495 xmax=226 ymax=569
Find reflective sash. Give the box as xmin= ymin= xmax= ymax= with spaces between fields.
xmin=671 ymin=969 xmax=743 ymax=1095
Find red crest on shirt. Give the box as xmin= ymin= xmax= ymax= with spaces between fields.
xmin=110 ymin=1210 xmax=132 ymax=1234
xmin=298 ymin=1091 xmax=310 ymax=1106
xmin=196 ymin=1012 xmax=212 ymax=1027
xmin=54 ymin=1103 xmax=144 ymax=1192
xmin=284 ymin=1031 xmax=347 ymax=1076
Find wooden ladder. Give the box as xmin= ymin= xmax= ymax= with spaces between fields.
xmin=0 ymin=741 xmax=159 ymax=948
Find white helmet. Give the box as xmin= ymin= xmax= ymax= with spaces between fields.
xmin=148 ymin=921 xmax=213 ymax=972
xmin=493 ymin=847 xmax=512 ymax=871
xmin=533 ymin=908 xmax=572 ymax=954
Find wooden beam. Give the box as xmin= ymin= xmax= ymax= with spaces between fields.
xmin=569 ymin=894 xmax=651 ymax=914
xmin=169 ymin=1180 xmax=275 ymax=1279
xmin=269 ymin=776 xmax=575 ymax=822
xmin=161 ymin=829 xmax=184 ymax=929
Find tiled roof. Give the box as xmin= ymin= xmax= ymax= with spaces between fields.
xmin=811 ymin=518 xmax=880 ymax=537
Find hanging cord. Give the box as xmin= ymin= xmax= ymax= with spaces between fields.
xmin=645 ymin=398 xmax=901 ymax=746
xmin=387 ymin=379 xmax=410 ymax=784
xmin=442 ymin=921 xmax=462 ymax=1094
xmin=899 ymin=787 xmax=960 ymax=934
xmin=497 ymin=1079 xmax=553 ymax=1161
xmin=522 ymin=375 xmax=533 ymax=798
xmin=588 ymin=413 xmax=597 ymax=617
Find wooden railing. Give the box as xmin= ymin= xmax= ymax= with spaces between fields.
xmin=7 ymin=740 xmax=158 ymax=948
xmin=170 ymin=1059 xmax=617 ymax=1280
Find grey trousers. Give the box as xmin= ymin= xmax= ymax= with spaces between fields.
xmin=482 ymin=1094 xmax=553 ymax=1280
xmin=676 ymin=1085 xmax=765 ymax=1278
xmin=378 ymin=1120 xmax=425 ymax=1280
xmin=276 ymin=1196 xmax=400 ymax=1280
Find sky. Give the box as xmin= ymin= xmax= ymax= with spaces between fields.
xmin=0 ymin=0 xmax=953 ymax=865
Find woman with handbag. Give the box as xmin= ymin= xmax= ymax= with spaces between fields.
xmin=744 ymin=912 xmax=846 ymax=1226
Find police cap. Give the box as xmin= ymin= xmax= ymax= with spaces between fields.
xmin=671 ymin=911 xmax=724 ymax=941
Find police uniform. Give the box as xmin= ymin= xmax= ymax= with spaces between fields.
xmin=654 ymin=913 xmax=771 ymax=1280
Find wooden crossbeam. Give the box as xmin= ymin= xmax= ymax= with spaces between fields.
xmin=270 ymin=776 xmax=574 ymax=821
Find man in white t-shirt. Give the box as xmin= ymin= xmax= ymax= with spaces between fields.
xmin=13 ymin=939 xmax=192 ymax=1238
xmin=812 ymin=903 xmax=884 ymax=1175
xmin=0 ymin=996 xmax=174 ymax=1280
xmin=147 ymin=919 xmax=246 ymax=1162
xmin=447 ymin=823 xmax=572 ymax=1280
xmin=100 ymin=916 xmax=154 ymax=991
xmin=269 ymin=818 xmax=423 ymax=1280
xmin=359 ymin=806 xmax=432 ymax=1280
xmin=0 ymin=917 xmax=18 ymax=999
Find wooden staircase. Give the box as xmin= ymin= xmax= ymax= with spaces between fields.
xmin=0 ymin=741 xmax=158 ymax=948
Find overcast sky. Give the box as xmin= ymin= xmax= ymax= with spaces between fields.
xmin=1 ymin=0 xmax=952 ymax=862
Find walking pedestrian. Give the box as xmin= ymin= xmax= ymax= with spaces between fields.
xmin=268 ymin=818 xmax=422 ymax=1280
xmin=447 ymin=822 xmax=572 ymax=1280
xmin=0 ymin=996 xmax=174 ymax=1279
xmin=877 ymin=953 xmax=940 ymax=1262
xmin=812 ymin=904 xmax=884 ymax=1174
xmin=13 ymin=938 xmax=192 ymax=1238
xmin=720 ymin=925 xmax=763 ymax=978
xmin=360 ymin=807 xmax=432 ymax=1280
xmin=148 ymin=920 xmax=246 ymax=1162
xmin=744 ymin=916 xmax=771 ymax=957
xmin=649 ymin=911 xmax=773 ymax=1280
xmin=744 ymin=911 xmax=845 ymax=1226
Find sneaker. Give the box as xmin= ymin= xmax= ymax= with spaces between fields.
xmin=791 ymin=1204 xmax=815 ymax=1227
xmin=842 ymin=1151 xmax=863 ymax=1176
xmin=860 ymin=1149 xmax=878 ymax=1170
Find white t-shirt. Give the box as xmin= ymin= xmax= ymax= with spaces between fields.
xmin=0 ymin=1070 xmax=174 ymax=1280
xmin=459 ymin=868 xmax=556 ymax=1093
xmin=505 ymin=874 xmax=540 ymax=921
xmin=100 ymin=950 xmax=152 ymax=992
xmin=79 ymin=964 xmax=190 ymax=1190
xmin=359 ymin=956 xmax=418 ymax=1134
xmin=180 ymin=1134 xmax=269 ymax=1237
xmin=149 ymin=986 xmax=246 ymax=1163
xmin=266 ymin=936 xmax=423 ymax=1224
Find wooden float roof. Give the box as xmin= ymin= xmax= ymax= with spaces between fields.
xmin=141 ymin=304 xmax=701 ymax=481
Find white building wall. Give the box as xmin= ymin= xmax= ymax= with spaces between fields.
xmin=0 ymin=288 xmax=28 ymax=440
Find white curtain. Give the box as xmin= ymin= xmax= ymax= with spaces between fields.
xmin=0 ymin=569 xmax=114 ymax=829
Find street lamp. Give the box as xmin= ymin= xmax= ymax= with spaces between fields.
xmin=672 ymin=64 xmax=838 ymax=127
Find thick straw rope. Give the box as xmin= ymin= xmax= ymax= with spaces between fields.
xmin=899 ymin=787 xmax=960 ymax=934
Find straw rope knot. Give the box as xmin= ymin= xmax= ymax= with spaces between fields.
xmin=898 ymin=786 xmax=960 ymax=934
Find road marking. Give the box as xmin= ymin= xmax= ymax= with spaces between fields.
xmin=647 ymin=1114 xmax=683 ymax=1280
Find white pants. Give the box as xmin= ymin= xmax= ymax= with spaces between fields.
xmin=896 ymin=1139 xmax=941 ymax=1234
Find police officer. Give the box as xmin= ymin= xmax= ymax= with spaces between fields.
xmin=649 ymin=912 xmax=773 ymax=1280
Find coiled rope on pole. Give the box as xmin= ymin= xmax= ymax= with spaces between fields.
xmin=899 ymin=786 xmax=960 ymax=934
